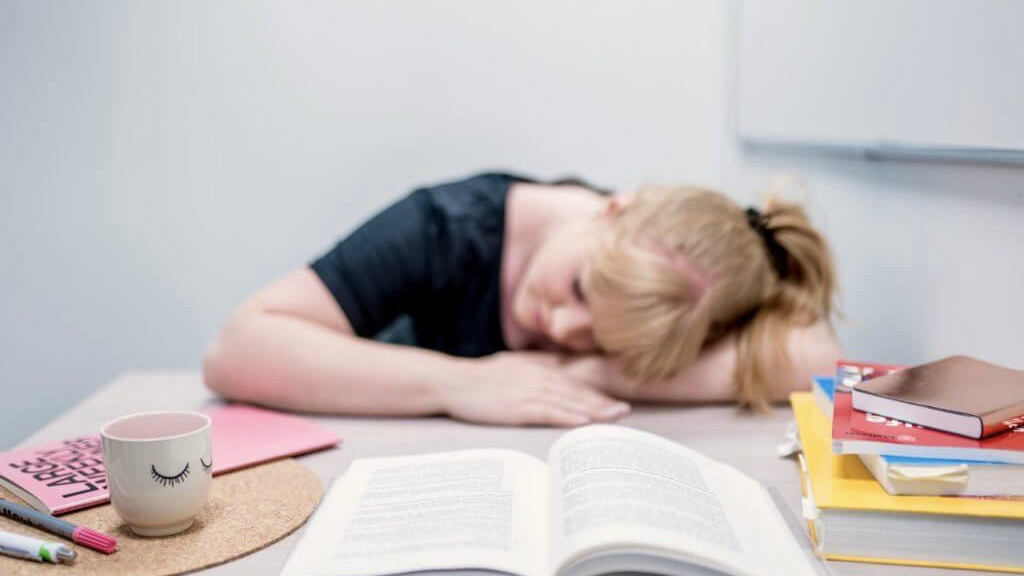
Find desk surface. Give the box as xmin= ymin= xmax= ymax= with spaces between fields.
xmin=21 ymin=372 xmax=988 ymax=576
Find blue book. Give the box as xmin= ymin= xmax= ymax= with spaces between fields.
xmin=810 ymin=375 xmax=834 ymax=417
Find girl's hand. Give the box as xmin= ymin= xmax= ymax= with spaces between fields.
xmin=441 ymin=352 xmax=630 ymax=427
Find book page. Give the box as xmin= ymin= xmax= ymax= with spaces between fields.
xmin=546 ymin=425 xmax=814 ymax=576
xmin=280 ymin=449 xmax=548 ymax=576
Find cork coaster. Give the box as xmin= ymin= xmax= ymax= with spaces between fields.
xmin=0 ymin=458 xmax=322 ymax=576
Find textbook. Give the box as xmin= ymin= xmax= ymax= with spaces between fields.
xmin=811 ymin=375 xmax=835 ymax=417
xmin=852 ymin=355 xmax=1024 ymax=439
xmin=834 ymin=358 xmax=903 ymax=406
xmin=836 ymin=358 xmax=903 ymax=389
xmin=817 ymin=374 xmax=1024 ymax=495
xmin=857 ymin=452 xmax=1024 ymax=497
xmin=815 ymin=359 xmax=907 ymax=419
xmin=281 ymin=425 xmax=817 ymax=576
xmin=793 ymin=392 xmax=1024 ymax=571
xmin=832 ymin=370 xmax=1024 ymax=465
xmin=0 ymin=404 xmax=340 ymax=515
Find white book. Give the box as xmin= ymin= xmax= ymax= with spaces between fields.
xmin=280 ymin=425 xmax=817 ymax=576
xmin=857 ymin=453 xmax=1024 ymax=497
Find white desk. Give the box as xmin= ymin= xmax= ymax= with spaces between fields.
xmin=17 ymin=372 xmax=988 ymax=575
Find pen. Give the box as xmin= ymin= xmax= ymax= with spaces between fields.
xmin=0 ymin=498 xmax=117 ymax=554
xmin=0 ymin=529 xmax=76 ymax=564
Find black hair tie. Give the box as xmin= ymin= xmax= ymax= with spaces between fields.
xmin=745 ymin=207 xmax=790 ymax=279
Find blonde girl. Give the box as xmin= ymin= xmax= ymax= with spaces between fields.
xmin=204 ymin=172 xmax=839 ymax=426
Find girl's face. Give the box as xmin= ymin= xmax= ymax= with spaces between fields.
xmin=513 ymin=221 xmax=600 ymax=353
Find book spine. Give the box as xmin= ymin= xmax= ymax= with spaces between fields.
xmin=982 ymin=411 xmax=1024 ymax=438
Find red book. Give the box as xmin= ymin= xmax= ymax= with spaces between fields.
xmin=832 ymin=360 xmax=1024 ymax=464
xmin=835 ymin=358 xmax=905 ymax=393
xmin=0 ymin=404 xmax=340 ymax=515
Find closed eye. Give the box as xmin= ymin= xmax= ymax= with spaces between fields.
xmin=200 ymin=457 xmax=212 ymax=475
xmin=571 ymin=277 xmax=586 ymax=303
xmin=151 ymin=463 xmax=190 ymax=487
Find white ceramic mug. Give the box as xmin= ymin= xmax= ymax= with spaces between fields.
xmin=101 ymin=411 xmax=213 ymax=537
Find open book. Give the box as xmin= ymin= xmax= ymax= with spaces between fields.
xmin=280 ymin=425 xmax=816 ymax=576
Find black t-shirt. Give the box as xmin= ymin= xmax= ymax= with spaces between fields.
xmin=310 ymin=172 xmax=531 ymax=357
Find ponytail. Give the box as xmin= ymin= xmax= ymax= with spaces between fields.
xmin=734 ymin=195 xmax=837 ymax=411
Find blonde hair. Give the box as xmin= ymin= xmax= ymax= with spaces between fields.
xmin=587 ymin=184 xmax=836 ymax=411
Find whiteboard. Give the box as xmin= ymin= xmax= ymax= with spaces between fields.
xmin=737 ymin=0 xmax=1024 ymax=159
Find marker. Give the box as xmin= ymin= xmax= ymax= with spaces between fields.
xmin=0 ymin=529 xmax=77 ymax=564
xmin=0 ymin=498 xmax=117 ymax=554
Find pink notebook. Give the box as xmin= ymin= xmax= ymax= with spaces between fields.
xmin=0 ymin=404 xmax=340 ymax=515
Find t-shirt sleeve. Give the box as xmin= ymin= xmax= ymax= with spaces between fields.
xmin=310 ymin=190 xmax=435 ymax=337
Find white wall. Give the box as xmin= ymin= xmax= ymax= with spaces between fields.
xmin=739 ymin=153 xmax=1024 ymax=367
xmin=2 ymin=1 xmax=1022 ymax=446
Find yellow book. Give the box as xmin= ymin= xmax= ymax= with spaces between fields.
xmin=791 ymin=392 xmax=1024 ymax=572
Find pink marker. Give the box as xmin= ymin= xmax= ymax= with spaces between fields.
xmin=0 ymin=498 xmax=116 ymax=554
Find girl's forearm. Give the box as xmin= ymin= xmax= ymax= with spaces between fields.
xmin=562 ymin=320 xmax=840 ymax=404
xmin=203 ymin=310 xmax=469 ymax=415
xmin=560 ymin=337 xmax=739 ymax=403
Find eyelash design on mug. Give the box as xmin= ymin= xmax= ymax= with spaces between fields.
xmin=200 ymin=457 xmax=213 ymax=475
xmin=151 ymin=463 xmax=190 ymax=487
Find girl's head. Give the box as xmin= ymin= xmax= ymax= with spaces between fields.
xmin=586 ymin=184 xmax=836 ymax=408
xmin=512 ymin=182 xmax=836 ymax=409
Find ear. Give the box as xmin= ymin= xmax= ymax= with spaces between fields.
xmin=597 ymin=192 xmax=636 ymax=220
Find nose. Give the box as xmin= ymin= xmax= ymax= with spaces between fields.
xmin=548 ymin=305 xmax=595 ymax=351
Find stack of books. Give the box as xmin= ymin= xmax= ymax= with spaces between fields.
xmin=792 ymin=355 xmax=1024 ymax=572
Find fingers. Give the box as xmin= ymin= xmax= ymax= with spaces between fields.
xmin=519 ymin=397 xmax=630 ymax=428
xmin=453 ymin=353 xmax=631 ymax=428
xmin=521 ymin=404 xmax=591 ymax=428
xmin=542 ymin=380 xmax=630 ymax=423
xmin=591 ymin=400 xmax=631 ymax=422
xmin=517 ymin=391 xmax=629 ymax=428
xmin=463 ymin=391 xmax=629 ymax=428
